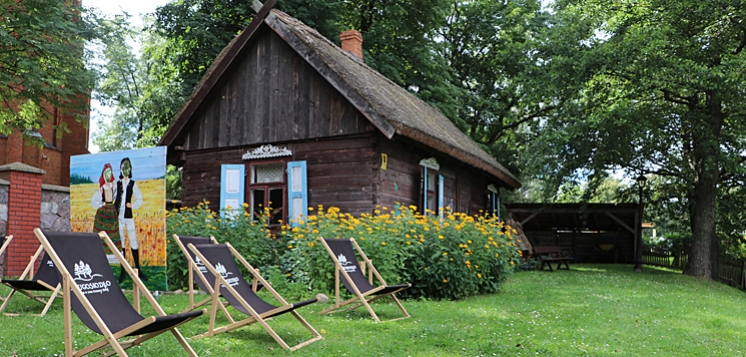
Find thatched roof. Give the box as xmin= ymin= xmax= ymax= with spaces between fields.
xmin=158 ymin=5 xmax=520 ymax=188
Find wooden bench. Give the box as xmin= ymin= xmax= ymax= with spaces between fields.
xmin=532 ymin=246 xmax=572 ymax=272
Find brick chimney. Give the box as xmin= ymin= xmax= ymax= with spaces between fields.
xmin=340 ymin=30 xmax=363 ymax=60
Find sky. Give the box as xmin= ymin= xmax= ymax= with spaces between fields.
xmin=85 ymin=0 xmax=171 ymax=153
xmin=70 ymin=147 xmax=167 ymax=182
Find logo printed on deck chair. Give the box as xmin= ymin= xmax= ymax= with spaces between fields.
xmin=337 ymin=254 xmax=357 ymax=273
xmin=215 ymin=262 xmax=239 ymax=287
xmin=73 ymin=260 xmax=111 ymax=294
xmin=195 ymin=256 xmax=208 ymax=273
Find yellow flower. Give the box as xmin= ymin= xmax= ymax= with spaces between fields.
xmin=442 ymin=279 xmax=448 ymax=283
xmin=308 ymin=207 xmax=314 ymax=211
xmin=243 ymin=202 xmax=249 ymax=208
xmin=477 ymin=273 xmax=482 ymax=278
xmin=442 ymin=252 xmax=448 ymax=256
xmin=381 ymin=242 xmax=387 ymax=246
xmin=308 ymin=242 xmax=315 ymax=247
xmin=288 ymin=244 xmax=294 ymax=249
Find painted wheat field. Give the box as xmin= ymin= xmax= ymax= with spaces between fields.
xmin=70 ymin=179 xmax=167 ymax=267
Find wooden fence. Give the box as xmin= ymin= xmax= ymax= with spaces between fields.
xmin=642 ymin=249 xmax=746 ymax=291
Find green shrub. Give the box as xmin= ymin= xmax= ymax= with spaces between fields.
xmin=282 ymin=205 xmax=522 ymax=300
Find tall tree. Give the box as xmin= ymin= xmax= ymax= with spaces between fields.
xmin=0 ymin=0 xmax=95 ymax=139
xmin=439 ymin=0 xmax=552 ymax=176
xmin=531 ymin=0 xmax=746 ymax=279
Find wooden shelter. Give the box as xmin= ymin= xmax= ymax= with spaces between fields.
xmin=505 ymin=203 xmax=641 ymax=263
xmin=157 ymin=2 xmax=520 ymax=223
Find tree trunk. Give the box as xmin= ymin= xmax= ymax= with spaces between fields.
xmin=683 ymin=90 xmax=724 ymax=280
xmin=685 ymin=173 xmax=717 ymax=279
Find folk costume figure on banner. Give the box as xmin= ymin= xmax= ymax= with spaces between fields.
xmin=90 ymin=163 xmax=121 ymax=251
xmin=115 ymin=157 xmax=146 ymax=282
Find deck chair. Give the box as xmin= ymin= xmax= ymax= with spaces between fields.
xmin=319 ymin=237 xmax=411 ymax=322
xmin=34 ymin=229 xmax=204 ymax=357
xmin=0 ymin=235 xmax=12 ymax=302
xmin=187 ymin=242 xmax=323 ymax=351
xmin=1 ymin=243 xmax=62 ymax=316
xmin=173 ymin=235 xmax=262 ymax=315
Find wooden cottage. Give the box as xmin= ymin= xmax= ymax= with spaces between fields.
xmin=158 ymin=3 xmax=521 ymax=225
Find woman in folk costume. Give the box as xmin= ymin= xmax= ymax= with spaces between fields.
xmin=90 ymin=163 xmax=121 ymax=251
xmin=115 ymin=157 xmax=146 ymax=282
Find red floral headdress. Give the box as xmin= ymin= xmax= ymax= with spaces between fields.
xmin=99 ymin=163 xmax=115 ymax=187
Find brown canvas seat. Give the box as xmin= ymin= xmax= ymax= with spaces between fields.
xmin=34 ymin=229 xmax=204 ymax=357
xmin=319 ymin=237 xmax=411 ymax=322
xmin=173 ymin=235 xmax=262 ymax=316
xmin=186 ymin=242 xmax=323 ymax=351
xmin=1 ymin=242 xmax=62 ymax=317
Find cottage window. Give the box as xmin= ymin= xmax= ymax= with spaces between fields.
xmin=248 ymin=161 xmax=286 ymax=226
xmin=425 ymin=170 xmax=437 ymax=213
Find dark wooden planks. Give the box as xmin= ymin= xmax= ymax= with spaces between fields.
xmin=185 ymin=29 xmax=372 ymax=152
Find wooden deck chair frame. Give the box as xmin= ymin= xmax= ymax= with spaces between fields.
xmin=0 ymin=235 xmax=13 ymax=303
xmin=34 ymin=229 xmax=204 ymax=357
xmin=173 ymin=235 xmax=225 ymax=312
xmin=173 ymin=234 xmax=263 ymax=324
xmin=0 ymin=235 xmax=12 ymax=301
xmin=1 ymin=242 xmax=62 ymax=316
xmin=187 ymin=242 xmax=323 ymax=351
xmin=318 ymin=237 xmax=410 ymax=322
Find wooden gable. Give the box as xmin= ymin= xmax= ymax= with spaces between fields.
xmin=184 ymin=27 xmax=374 ymax=151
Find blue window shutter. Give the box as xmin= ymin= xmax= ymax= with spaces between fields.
xmin=287 ymin=161 xmax=308 ymax=226
xmin=220 ymin=164 xmax=245 ymax=219
xmin=438 ymin=174 xmax=445 ymax=218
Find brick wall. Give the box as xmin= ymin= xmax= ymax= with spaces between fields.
xmin=0 ymin=163 xmax=70 ymax=277
xmin=5 ymin=168 xmax=43 ymax=276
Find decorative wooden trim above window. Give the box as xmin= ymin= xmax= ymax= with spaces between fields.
xmin=487 ymin=184 xmax=498 ymax=193
xmin=242 ymin=144 xmax=292 ymax=160
xmin=419 ymin=157 xmax=440 ymax=170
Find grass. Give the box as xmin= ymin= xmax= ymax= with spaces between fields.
xmin=2 ymin=264 xmax=746 ymax=356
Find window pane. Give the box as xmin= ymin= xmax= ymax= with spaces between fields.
xmin=253 ymin=163 xmax=284 ymax=183
xmin=251 ymin=188 xmax=265 ymax=219
xmin=268 ymin=188 xmax=284 ymax=225
xmin=427 ymin=172 xmax=435 ymax=192
xmin=427 ymin=193 xmax=435 ymax=212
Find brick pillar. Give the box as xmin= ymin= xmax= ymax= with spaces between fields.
xmin=0 ymin=163 xmax=44 ymax=277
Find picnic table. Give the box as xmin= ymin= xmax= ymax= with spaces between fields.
xmin=532 ymin=246 xmax=571 ymax=272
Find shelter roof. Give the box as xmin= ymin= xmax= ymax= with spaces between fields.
xmin=505 ymin=203 xmax=639 ymax=233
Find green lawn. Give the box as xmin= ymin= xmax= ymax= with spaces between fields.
xmin=2 ymin=264 xmax=746 ymax=356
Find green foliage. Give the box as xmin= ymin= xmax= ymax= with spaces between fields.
xmin=0 ymin=0 xmax=95 ymax=139
xmin=282 ymin=205 xmax=522 ymax=300
xmin=525 ymin=0 xmax=746 ymax=277
xmin=165 ymin=165 xmax=182 ymax=200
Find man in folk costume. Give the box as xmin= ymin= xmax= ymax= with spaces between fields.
xmin=115 ymin=157 xmax=146 ymax=282
xmin=90 ymin=163 xmax=120 ymax=252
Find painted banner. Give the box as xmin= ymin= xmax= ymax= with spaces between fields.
xmin=70 ymin=147 xmax=167 ymax=291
